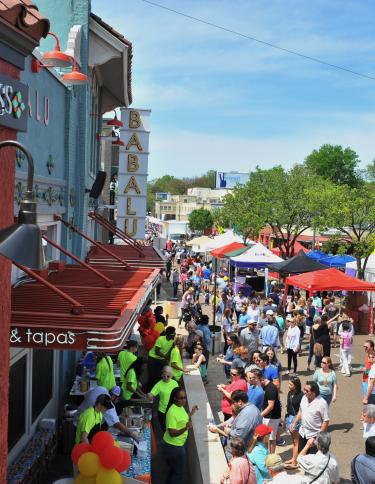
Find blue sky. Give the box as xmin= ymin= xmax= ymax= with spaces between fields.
xmin=92 ymin=0 xmax=375 ymax=179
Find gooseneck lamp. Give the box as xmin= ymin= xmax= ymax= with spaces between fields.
xmin=0 ymin=141 xmax=45 ymax=270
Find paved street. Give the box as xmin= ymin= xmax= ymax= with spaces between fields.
xmin=160 ymin=279 xmax=368 ymax=482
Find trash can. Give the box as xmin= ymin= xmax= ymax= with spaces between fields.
xmin=62 ymin=404 xmax=77 ymax=454
xmin=209 ymin=325 xmax=222 ymax=354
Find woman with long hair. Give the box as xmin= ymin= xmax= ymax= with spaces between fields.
xmin=163 ymin=388 xmax=198 ymax=484
xmin=313 ymin=356 xmax=338 ymax=406
xmin=122 ymin=357 xmax=147 ymax=400
xmin=222 ymin=307 xmax=234 ymax=354
xmin=265 ymin=346 xmax=283 ymax=384
xmin=284 ymin=376 xmax=303 ymax=469
xmin=217 ymin=332 xmax=240 ymax=380
xmin=170 ymin=335 xmax=189 ymax=383
xmin=217 ymin=366 xmax=247 ymax=421
xmin=285 ymin=317 xmax=300 ymax=374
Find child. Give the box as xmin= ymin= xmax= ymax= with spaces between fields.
xmin=340 ymin=321 xmax=353 ymax=376
xmin=204 ymin=289 xmax=210 ymax=305
xmin=192 ymin=344 xmax=208 ymax=384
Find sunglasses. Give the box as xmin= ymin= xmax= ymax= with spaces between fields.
xmin=322 ymin=361 xmax=328 ymax=364
xmin=230 ymin=372 xmax=238 ymax=376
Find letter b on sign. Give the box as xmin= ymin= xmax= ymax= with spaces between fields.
xmin=129 ymin=110 xmax=141 ymax=129
xmin=127 ymin=154 xmax=139 ymax=172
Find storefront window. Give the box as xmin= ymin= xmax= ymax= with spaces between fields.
xmin=8 ymin=356 xmax=27 ymax=450
xmin=32 ymin=349 xmax=53 ymax=422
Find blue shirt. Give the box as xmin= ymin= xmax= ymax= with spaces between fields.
xmin=260 ymin=324 xmax=279 ymax=347
xmin=248 ymin=442 xmax=270 ymax=484
xmin=239 ymin=313 xmax=250 ymax=327
xmin=263 ymin=364 xmax=279 ymax=382
xmin=247 ymin=385 xmax=264 ymax=411
xmin=197 ymin=324 xmax=212 ymax=349
xmin=202 ymin=268 xmax=211 ymax=279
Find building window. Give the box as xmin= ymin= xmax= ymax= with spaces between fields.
xmin=32 ymin=349 xmax=53 ymax=422
xmin=8 ymin=355 xmax=27 ymax=450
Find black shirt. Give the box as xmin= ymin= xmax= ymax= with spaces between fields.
xmin=263 ymin=382 xmax=281 ymax=419
xmin=286 ymin=391 xmax=303 ymax=416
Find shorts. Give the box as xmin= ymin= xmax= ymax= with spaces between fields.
xmin=262 ymin=418 xmax=281 ymax=440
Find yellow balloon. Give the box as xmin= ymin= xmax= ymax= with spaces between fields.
xmin=95 ymin=468 xmax=122 ymax=484
xmin=78 ymin=452 xmax=101 ymax=477
xmin=113 ymin=440 xmax=120 ymax=448
xmin=154 ymin=322 xmax=165 ymax=334
xmin=74 ymin=474 xmax=96 ymax=484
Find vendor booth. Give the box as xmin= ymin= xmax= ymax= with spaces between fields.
xmin=210 ymin=242 xmax=245 ymax=259
xmin=268 ymin=250 xmax=328 ymax=276
xmin=346 ymin=253 xmax=375 ymax=284
xmin=319 ymin=254 xmax=356 ymax=268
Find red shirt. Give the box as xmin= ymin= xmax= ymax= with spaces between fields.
xmin=221 ymin=379 xmax=248 ymax=415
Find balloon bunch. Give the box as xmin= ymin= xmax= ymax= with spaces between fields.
xmin=137 ymin=308 xmax=165 ymax=351
xmin=71 ymin=431 xmax=131 ymax=484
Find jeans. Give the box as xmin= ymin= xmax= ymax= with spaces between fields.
xmin=340 ymin=348 xmax=352 ymax=375
xmin=287 ymin=348 xmax=298 ymax=372
xmin=162 ymin=441 xmax=186 ymax=484
xmin=173 ymin=282 xmax=179 ymax=297
xmin=321 ymin=393 xmax=333 ymax=406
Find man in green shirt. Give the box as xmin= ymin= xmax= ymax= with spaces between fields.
xmin=147 ymin=326 xmax=175 ymax=391
xmin=118 ymin=340 xmax=138 ymax=383
xmin=148 ymin=366 xmax=179 ymax=430
xmin=75 ymin=394 xmax=112 ymax=444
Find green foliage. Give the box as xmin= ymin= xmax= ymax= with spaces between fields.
xmin=365 ymin=159 xmax=375 ymax=182
xmin=188 ymin=208 xmax=213 ymax=231
xmin=304 ymin=144 xmax=362 ymax=187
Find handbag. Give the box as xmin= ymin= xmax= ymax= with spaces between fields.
xmin=312 ymin=331 xmax=324 ymax=357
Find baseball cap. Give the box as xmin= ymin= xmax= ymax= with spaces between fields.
xmin=255 ymin=424 xmax=272 ymax=436
xmin=110 ymin=385 xmax=121 ymax=397
xmin=248 ymin=320 xmax=257 ymax=325
xmin=266 ymin=309 xmax=274 ymax=316
xmin=195 ymin=329 xmax=204 ymax=338
xmin=265 ymin=453 xmax=283 ymax=470
xmin=286 ymin=314 xmax=293 ymax=321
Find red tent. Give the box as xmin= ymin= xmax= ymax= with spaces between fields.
xmin=271 ymin=240 xmax=308 ymax=257
xmin=210 ymin=242 xmax=245 ymax=259
xmin=286 ymin=268 xmax=375 ymax=292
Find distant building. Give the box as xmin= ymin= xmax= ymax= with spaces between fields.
xmin=155 ymin=188 xmax=230 ymax=221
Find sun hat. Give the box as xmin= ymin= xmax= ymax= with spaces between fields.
xmin=265 ymin=453 xmax=283 ymax=470
xmin=266 ymin=309 xmax=274 ymax=316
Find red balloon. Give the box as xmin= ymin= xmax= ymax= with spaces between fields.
xmin=99 ymin=445 xmax=123 ymax=469
xmin=115 ymin=449 xmax=131 ymax=472
xmin=91 ymin=431 xmax=114 ymax=454
xmin=71 ymin=442 xmax=92 ymax=465
xmin=142 ymin=335 xmax=154 ymax=351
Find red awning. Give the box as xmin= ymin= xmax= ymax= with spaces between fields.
xmin=87 ymin=244 xmax=165 ymax=269
xmin=286 ymin=268 xmax=375 ymax=292
xmin=210 ymin=242 xmax=245 ymax=259
xmin=271 ymin=241 xmax=308 ymax=256
xmin=10 ymin=263 xmax=159 ymax=351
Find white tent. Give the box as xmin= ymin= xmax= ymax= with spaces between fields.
xmin=230 ymin=242 xmax=283 ymax=268
xmin=185 ymin=235 xmax=211 ymax=252
xmin=346 ymin=253 xmax=375 ymax=283
xmin=201 ymin=230 xmax=247 ymax=251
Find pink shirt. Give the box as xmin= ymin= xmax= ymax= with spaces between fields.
xmin=222 ymin=456 xmax=256 ymax=484
xmin=221 ymin=379 xmax=248 ymax=415
xmin=341 ymin=331 xmax=352 ymax=350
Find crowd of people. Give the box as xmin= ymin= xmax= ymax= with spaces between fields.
xmin=74 ymin=240 xmax=375 ymax=483
xmin=159 ymin=241 xmax=375 ymax=483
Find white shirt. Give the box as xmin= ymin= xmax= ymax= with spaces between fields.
xmin=74 ymin=386 xmax=119 ymax=427
xmin=299 ymin=451 xmax=340 ymax=484
xmin=234 ymin=295 xmax=248 ymax=312
xmin=286 ymin=325 xmax=300 ymax=351
xmin=247 ymin=306 xmax=260 ymax=322
xmin=265 ymin=471 xmax=302 ymax=483
xmin=299 ymin=395 xmax=330 ymax=439
xmin=363 ymin=422 xmax=375 ymax=439
xmin=368 ymin=365 xmax=375 ymax=395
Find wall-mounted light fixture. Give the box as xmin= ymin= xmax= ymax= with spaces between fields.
xmin=0 ymin=141 xmax=45 ymax=270
xmin=31 ymin=31 xmax=88 ymax=85
xmin=106 ymin=110 xmax=123 ymax=128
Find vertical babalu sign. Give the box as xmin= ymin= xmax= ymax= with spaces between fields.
xmin=117 ymin=108 xmax=150 ymax=239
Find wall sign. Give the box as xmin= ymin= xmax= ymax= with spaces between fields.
xmin=10 ymin=327 xmax=76 ymax=347
xmin=0 ymin=74 xmax=29 ymax=131
xmin=117 ymin=108 xmax=151 ymax=240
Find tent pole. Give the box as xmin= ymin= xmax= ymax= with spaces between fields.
xmin=369 ymin=293 xmax=374 ymax=336
xmin=235 ymin=265 xmax=238 ymax=295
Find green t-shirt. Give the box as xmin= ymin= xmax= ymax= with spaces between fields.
xmin=96 ymin=356 xmax=116 ymax=390
xmin=122 ymin=368 xmax=137 ymax=400
xmin=149 ymin=336 xmax=174 ymax=360
xmin=151 ymin=379 xmax=179 ymax=413
xmin=75 ymin=406 xmax=103 ymax=444
xmin=313 ymin=369 xmax=337 ymax=396
xmin=170 ymin=346 xmax=183 ymax=381
xmin=118 ymin=350 xmax=136 ymax=382
xmin=163 ymin=404 xmax=189 ymax=446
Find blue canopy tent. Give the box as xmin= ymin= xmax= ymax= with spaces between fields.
xmin=306 ymin=250 xmax=327 ymax=261
xmin=319 ymin=254 xmax=356 ymax=268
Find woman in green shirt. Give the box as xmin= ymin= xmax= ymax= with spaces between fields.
xmin=122 ymin=357 xmax=147 ymax=401
xmin=75 ymin=394 xmax=112 ymax=444
xmin=96 ymin=353 xmax=116 ymax=391
xmin=163 ymin=388 xmax=198 ymax=484
xmin=117 ymin=340 xmax=138 ymax=384
xmin=148 ymin=366 xmax=179 ymax=431
xmin=147 ymin=326 xmax=176 ymax=391
xmin=170 ymin=335 xmax=189 ymax=382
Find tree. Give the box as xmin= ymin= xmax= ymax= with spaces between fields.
xmin=188 ymin=208 xmax=213 ymax=232
xmin=321 ymin=184 xmax=375 ymax=278
xmin=365 ymin=159 xmax=375 ymax=182
xmin=304 ymin=144 xmax=362 ymax=186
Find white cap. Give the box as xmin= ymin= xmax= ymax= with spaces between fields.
xmin=286 ymin=314 xmax=293 ymax=321
xmin=266 ymin=309 xmax=274 ymax=316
